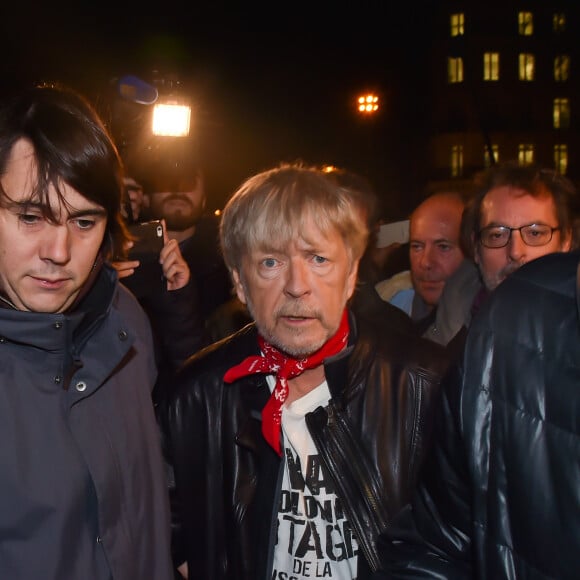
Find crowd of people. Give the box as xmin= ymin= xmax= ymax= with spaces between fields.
xmin=0 ymin=82 xmax=578 ymax=580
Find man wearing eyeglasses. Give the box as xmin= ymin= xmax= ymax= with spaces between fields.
xmin=424 ymin=161 xmax=574 ymax=350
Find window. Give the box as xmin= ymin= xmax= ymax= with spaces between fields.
xmin=451 ymin=145 xmax=463 ymax=177
xmin=484 ymin=144 xmax=499 ymax=168
xmin=554 ymin=98 xmax=570 ymax=129
xmin=519 ymin=54 xmax=535 ymax=81
xmin=483 ymin=53 xmax=500 ymax=81
xmin=448 ymin=57 xmax=464 ymax=83
xmin=450 ymin=13 xmax=465 ymax=36
xmin=518 ymin=144 xmax=534 ymax=165
xmin=518 ymin=12 xmax=533 ymax=35
xmin=553 ymin=13 xmax=566 ymax=33
xmin=554 ymin=55 xmax=570 ymax=81
xmin=554 ymin=144 xmax=568 ymax=175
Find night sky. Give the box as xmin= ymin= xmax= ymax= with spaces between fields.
xmin=2 ymin=2 xmax=437 ymax=215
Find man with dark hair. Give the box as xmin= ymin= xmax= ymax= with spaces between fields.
xmin=158 ymin=163 xmax=449 ymax=579
xmin=115 ymin=152 xmax=233 ymax=390
xmin=0 ymin=83 xmax=173 ymax=579
xmin=140 ymin=154 xmax=233 ymax=325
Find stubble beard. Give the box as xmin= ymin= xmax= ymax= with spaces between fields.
xmin=245 ymin=297 xmax=329 ymax=358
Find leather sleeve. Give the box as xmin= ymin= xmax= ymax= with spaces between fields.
xmin=375 ymin=362 xmax=473 ymax=578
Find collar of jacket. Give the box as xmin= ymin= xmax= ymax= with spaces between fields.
xmin=234 ymin=310 xmax=358 ymax=453
xmin=0 ymin=265 xmax=117 ymax=352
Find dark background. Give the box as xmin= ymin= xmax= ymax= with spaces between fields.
xmin=2 ymin=2 xmax=437 ymax=217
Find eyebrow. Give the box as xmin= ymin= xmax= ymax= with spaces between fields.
xmin=9 ymin=200 xmax=107 ymax=219
xmin=482 ymin=221 xmax=551 ymax=228
xmin=67 ymin=208 xmax=108 ymax=219
xmin=410 ymin=237 xmax=454 ymax=244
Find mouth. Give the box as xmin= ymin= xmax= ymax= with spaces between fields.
xmin=31 ymin=276 xmax=69 ymax=290
xmin=420 ymin=280 xmax=443 ymax=289
xmin=165 ymin=198 xmax=191 ymax=208
xmin=278 ymin=313 xmax=317 ymax=325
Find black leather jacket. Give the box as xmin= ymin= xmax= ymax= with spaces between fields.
xmin=158 ymin=310 xmax=449 ymax=580
xmin=377 ymin=251 xmax=580 ymax=579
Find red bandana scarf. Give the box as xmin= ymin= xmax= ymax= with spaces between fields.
xmin=223 ymin=309 xmax=350 ymax=455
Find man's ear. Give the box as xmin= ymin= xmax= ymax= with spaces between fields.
xmin=231 ymin=269 xmax=247 ymax=305
xmin=142 ymin=194 xmax=150 ymax=210
xmin=561 ymin=228 xmax=573 ymax=252
xmin=472 ymin=233 xmax=481 ymax=265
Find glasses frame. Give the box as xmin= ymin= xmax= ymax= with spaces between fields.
xmin=478 ymin=223 xmax=560 ymax=248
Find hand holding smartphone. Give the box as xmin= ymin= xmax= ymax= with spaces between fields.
xmin=117 ymin=220 xmax=166 ymax=297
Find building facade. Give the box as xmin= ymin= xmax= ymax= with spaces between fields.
xmin=425 ymin=1 xmax=580 ymax=194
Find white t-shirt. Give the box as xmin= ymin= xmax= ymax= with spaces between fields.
xmin=268 ymin=376 xmax=359 ymax=580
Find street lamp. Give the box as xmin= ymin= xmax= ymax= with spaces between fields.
xmin=357 ymin=93 xmax=379 ymax=115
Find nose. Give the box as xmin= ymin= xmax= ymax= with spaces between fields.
xmin=419 ymin=246 xmax=434 ymax=270
xmin=507 ymin=229 xmax=527 ymax=261
xmin=284 ymin=259 xmax=311 ymax=298
xmin=39 ymin=225 xmax=71 ymax=264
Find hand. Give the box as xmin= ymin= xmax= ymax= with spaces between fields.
xmin=159 ymin=220 xmax=191 ymax=291
xmin=110 ymin=241 xmax=140 ymax=279
xmin=177 ymin=562 xmax=188 ymax=578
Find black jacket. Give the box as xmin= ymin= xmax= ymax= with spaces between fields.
xmin=377 ymin=251 xmax=580 ymax=579
xmin=158 ymin=309 xmax=450 ymax=579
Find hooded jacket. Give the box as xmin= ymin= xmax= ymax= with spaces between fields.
xmin=159 ymin=309 xmax=450 ymax=579
xmin=0 ymin=265 xmax=173 ymax=580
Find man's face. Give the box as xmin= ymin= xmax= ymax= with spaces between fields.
xmin=125 ymin=184 xmax=144 ymax=221
xmin=409 ymin=196 xmax=464 ymax=307
xmin=475 ymin=185 xmax=571 ymax=291
xmin=232 ymin=218 xmax=358 ymax=357
xmin=0 ymin=139 xmax=107 ymax=313
xmin=146 ymin=176 xmax=205 ymax=232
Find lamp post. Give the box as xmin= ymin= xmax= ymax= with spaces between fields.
xmin=356 ymin=93 xmax=380 ymax=115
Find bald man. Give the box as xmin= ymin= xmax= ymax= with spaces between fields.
xmin=382 ymin=193 xmax=465 ymax=327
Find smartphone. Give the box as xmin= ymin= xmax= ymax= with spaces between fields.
xmin=127 ymin=220 xmax=164 ymax=259
xmin=120 ymin=220 xmax=166 ymax=297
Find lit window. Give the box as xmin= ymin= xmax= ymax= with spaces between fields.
xmin=450 ymin=13 xmax=465 ymax=36
xmin=554 ymin=98 xmax=570 ymax=129
xmin=554 ymin=144 xmax=568 ymax=175
xmin=518 ymin=12 xmax=533 ymax=35
xmin=484 ymin=144 xmax=499 ymax=168
xmin=519 ymin=54 xmax=535 ymax=81
xmin=553 ymin=13 xmax=566 ymax=32
xmin=554 ymin=55 xmax=570 ymax=81
xmin=451 ymin=145 xmax=463 ymax=177
xmin=518 ymin=144 xmax=534 ymax=165
xmin=483 ymin=53 xmax=500 ymax=81
xmin=448 ymin=57 xmax=464 ymax=83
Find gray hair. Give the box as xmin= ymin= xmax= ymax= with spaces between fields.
xmin=220 ymin=162 xmax=369 ymax=273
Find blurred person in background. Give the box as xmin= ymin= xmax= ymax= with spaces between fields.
xmin=139 ymin=154 xmax=233 ymax=325
xmin=424 ymin=161 xmax=575 ymax=354
xmin=112 ymin=169 xmax=200 ymax=399
xmin=376 ymin=192 xmax=465 ymax=333
xmin=122 ymin=175 xmax=145 ymax=223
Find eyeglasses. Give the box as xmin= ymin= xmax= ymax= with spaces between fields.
xmin=478 ymin=224 xmax=560 ymax=248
